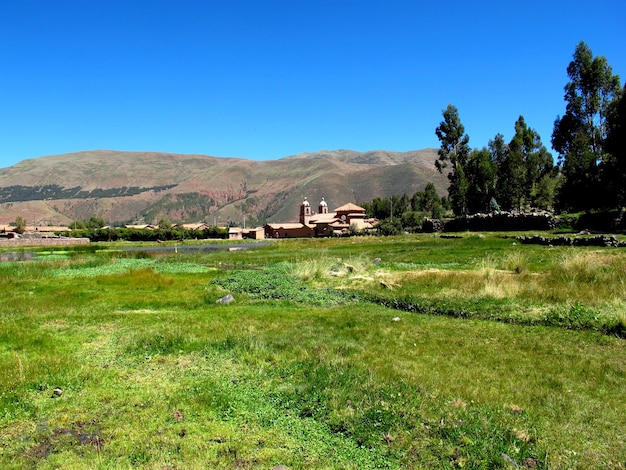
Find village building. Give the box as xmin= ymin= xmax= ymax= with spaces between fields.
xmin=124 ymin=224 xmax=158 ymax=230
xmin=0 ymin=225 xmax=72 ymax=236
xmin=242 ymin=227 xmax=265 ymax=239
xmin=174 ymin=223 xmax=210 ymax=231
xmin=227 ymin=227 xmax=265 ymax=240
xmin=264 ymin=197 xmax=377 ymax=238
xmin=228 ymin=227 xmax=243 ymax=240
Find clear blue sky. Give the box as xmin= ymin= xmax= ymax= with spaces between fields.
xmin=1 ymin=0 xmax=624 ymax=168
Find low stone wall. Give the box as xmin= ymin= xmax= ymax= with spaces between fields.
xmin=422 ymin=219 xmax=445 ymax=233
xmin=0 ymin=237 xmax=90 ymax=247
xmin=444 ymin=212 xmax=557 ymax=232
xmin=516 ymin=234 xmax=626 ymax=247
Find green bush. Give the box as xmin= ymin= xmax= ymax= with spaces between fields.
xmin=377 ymin=219 xmax=402 ymax=236
xmin=76 ymin=226 xmax=228 ymax=242
xmin=211 ymin=263 xmax=350 ymax=306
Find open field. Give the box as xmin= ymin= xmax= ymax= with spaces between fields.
xmin=1 ymin=234 xmax=625 ymax=469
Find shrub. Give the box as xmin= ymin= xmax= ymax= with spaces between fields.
xmin=211 ymin=263 xmax=350 ymax=306
xmin=377 ymin=219 xmax=402 ymax=236
xmin=13 ymin=216 xmax=26 ymax=234
xmin=544 ymin=303 xmax=600 ymax=330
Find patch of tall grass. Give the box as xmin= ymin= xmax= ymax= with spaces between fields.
xmin=501 ymin=249 xmax=530 ymax=273
xmin=289 ymin=253 xmax=373 ymax=282
xmin=547 ymin=249 xmax=626 ymax=299
xmin=350 ymin=246 xmax=626 ymax=335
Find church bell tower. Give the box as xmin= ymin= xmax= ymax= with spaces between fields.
xmin=318 ymin=197 xmax=328 ymax=215
xmin=300 ymin=197 xmax=312 ymax=224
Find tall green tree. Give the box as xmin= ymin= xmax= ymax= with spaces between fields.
xmin=448 ymin=166 xmax=469 ymax=216
xmin=371 ymin=197 xmax=391 ymax=219
xmin=552 ymin=41 xmax=622 ymax=211
xmin=507 ymin=116 xmax=554 ymax=210
xmin=489 ymin=133 xmax=509 ymax=209
xmin=605 ymin=84 xmax=626 ymax=207
xmin=157 ymin=218 xmax=172 ymax=230
xmin=524 ymin=132 xmax=555 ymax=209
xmin=490 ymin=119 xmax=555 ymax=212
xmin=412 ymin=182 xmax=444 ymax=218
xmin=502 ymin=121 xmax=528 ymax=211
xmin=465 ymin=148 xmax=496 ymax=213
xmin=555 ymin=131 xmax=598 ymax=211
xmin=435 ymin=104 xmax=471 ymax=215
xmin=391 ymin=193 xmax=410 ymax=220
xmin=86 ymin=216 xmax=107 ymax=229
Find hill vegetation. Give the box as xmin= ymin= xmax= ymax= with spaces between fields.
xmin=0 ymin=184 xmax=176 ymax=203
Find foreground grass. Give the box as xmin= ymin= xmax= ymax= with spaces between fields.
xmin=1 ymin=235 xmax=625 ymax=468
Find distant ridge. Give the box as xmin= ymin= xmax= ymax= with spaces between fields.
xmin=0 ymin=149 xmax=447 ymax=225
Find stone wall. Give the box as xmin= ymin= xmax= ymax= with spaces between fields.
xmin=443 ymin=212 xmax=557 ymax=232
xmin=516 ymin=234 xmax=625 ymax=247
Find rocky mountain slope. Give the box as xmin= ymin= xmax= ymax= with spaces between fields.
xmin=0 ymin=149 xmax=447 ymax=225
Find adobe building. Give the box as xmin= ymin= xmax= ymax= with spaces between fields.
xmin=264 ymin=197 xmax=377 ymax=238
xmin=242 ymin=227 xmax=265 ymax=239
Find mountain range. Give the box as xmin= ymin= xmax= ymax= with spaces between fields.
xmin=0 ymin=149 xmax=447 ymax=226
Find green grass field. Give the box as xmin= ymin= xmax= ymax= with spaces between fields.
xmin=1 ymin=234 xmax=625 ymax=469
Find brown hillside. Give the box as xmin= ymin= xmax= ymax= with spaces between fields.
xmin=0 ymin=149 xmax=447 ymax=225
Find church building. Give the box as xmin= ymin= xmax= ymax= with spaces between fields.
xmin=264 ymin=197 xmax=377 ymax=238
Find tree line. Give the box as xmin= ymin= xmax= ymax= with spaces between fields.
xmin=358 ymin=42 xmax=624 ymax=234
xmin=436 ymin=41 xmax=625 ymax=217
xmin=360 ymin=182 xmax=449 ymax=235
xmin=65 ymin=216 xmax=228 ymax=241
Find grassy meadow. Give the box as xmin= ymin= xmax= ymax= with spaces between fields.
xmin=1 ymin=234 xmax=625 ymax=469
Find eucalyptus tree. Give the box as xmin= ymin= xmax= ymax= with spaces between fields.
xmin=411 ymin=182 xmax=444 ymax=218
xmin=605 ymin=84 xmax=626 ymax=208
xmin=552 ymin=41 xmax=622 ymax=211
xmin=501 ymin=121 xmax=527 ymax=211
xmin=524 ymin=133 xmax=555 ymax=209
xmin=367 ymin=197 xmax=391 ymax=219
xmin=507 ymin=116 xmax=554 ymax=210
xmin=465 ymin=148 xmax=496 ymax=213
xmin=390 ymin=193 xmax=410 ymax=220
xmin=488 ymin=133 xmax=509 ymax=209
xmin=435 ymin=104 xmax=471 ymax=215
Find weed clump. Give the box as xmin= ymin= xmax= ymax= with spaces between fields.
xmin=211 ymin=263 xmax=351 ymax=306
xmin=289 ymin=254 xmax=372 ymax=281
xmin=543 ymin=303 xmax=600 ymax=330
